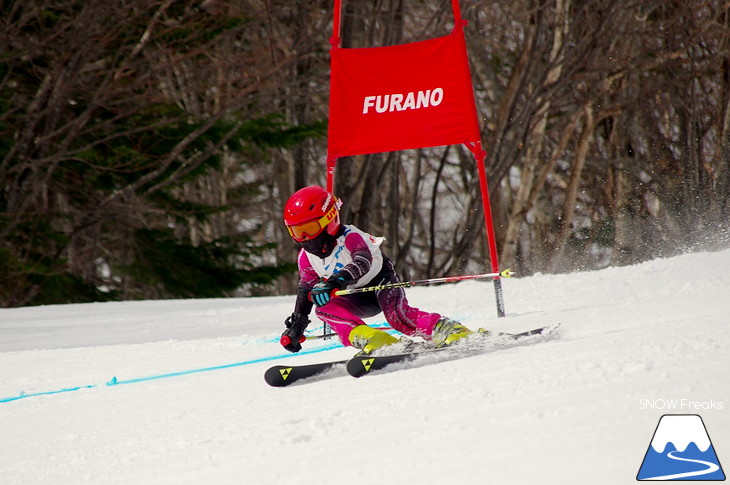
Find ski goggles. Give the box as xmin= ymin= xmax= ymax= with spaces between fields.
xmin=286 ymin=202 xmax=339 ymax=242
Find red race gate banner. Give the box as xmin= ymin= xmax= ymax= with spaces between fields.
xmin=325 ymin=0 xmax=505 ymax=318
xmin=327 ymin=27 xmax=480 ymax=159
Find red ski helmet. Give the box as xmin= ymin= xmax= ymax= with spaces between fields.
xmin=283 ymin=185 xmax=342 ymax=242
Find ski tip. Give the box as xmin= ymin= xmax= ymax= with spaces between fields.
xmin=263 ymin=365 xmax=295 ymax=387
xmin=498 ymin=322 xmax=561 ymax=340
xmin=529 ymin=322 xmax=561 ymax=339
xmin=346 ymin=356 xmax=373 ymax=378
xmin=531 ymin=322 xmax=561 ymax=335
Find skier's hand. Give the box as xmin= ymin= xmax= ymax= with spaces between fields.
xmin=310 ymin=273 xmax=351 ymax=307
xmin=280 ymin=312 xmax=310 ymax=352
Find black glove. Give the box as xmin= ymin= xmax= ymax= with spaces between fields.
xmin=310 ymin=273 xmax=351 ymax=307
xmin=280 ymin=312 xmax=310 ymax=353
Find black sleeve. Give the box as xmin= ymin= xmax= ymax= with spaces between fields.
xmin=293 ymin=285 xmax=314 ymax=316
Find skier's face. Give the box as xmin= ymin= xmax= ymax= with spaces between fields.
xmin=300 ymin=231 xmax=338 ymax=257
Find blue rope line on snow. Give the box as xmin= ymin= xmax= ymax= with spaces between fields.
xmin=0 ymin=341 xmax=342 ymax=404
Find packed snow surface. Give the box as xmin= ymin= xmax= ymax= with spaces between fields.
xmin=1 ymin=249 xmax=728 ymax=484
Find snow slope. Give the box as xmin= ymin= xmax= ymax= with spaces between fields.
xmin=1 ymin=249 xmax=728 ymax=485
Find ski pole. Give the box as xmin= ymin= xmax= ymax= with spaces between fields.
xmin=334 ymin=269 xmax=513 ymax=296
xmin=303 ymin=325 xmax=395 ymax=341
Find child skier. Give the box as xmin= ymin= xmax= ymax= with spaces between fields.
xmin=280 ymin=185 xmax=474 ymax=354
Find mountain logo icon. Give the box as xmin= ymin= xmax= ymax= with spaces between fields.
xmin=637 ymin=414 xmax=725 ymax=481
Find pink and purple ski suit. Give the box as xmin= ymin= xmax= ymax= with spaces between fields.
xmin=293 ymin=225 xmax=442 ymax=346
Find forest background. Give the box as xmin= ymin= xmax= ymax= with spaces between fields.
xmin=1 ymin=0 xmax=728 ymax=307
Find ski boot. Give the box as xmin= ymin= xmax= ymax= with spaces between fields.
xmin=431 ymin=317 xmax=474 ymax=347
xmin=349 ymin=325 xmax=399 ymax=355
